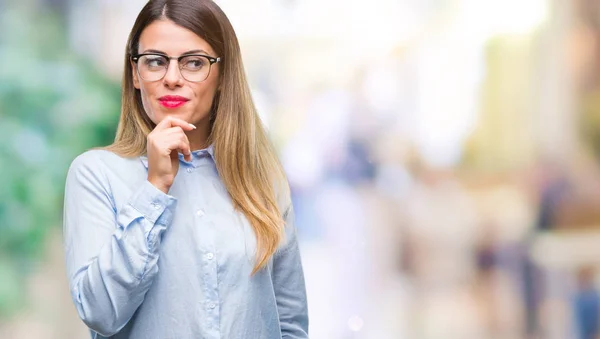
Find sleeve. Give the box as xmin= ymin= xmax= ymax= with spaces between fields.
xmin=271 ymin=204 xmax=309 ymax=338
xmin=62 ymin=152 xmax=177 ymax=337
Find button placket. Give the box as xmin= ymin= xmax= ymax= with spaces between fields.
xmin=204 ymin=244 xmax=219 ymax=323
xmin=197 ymin=215 xmax=219 ymax=327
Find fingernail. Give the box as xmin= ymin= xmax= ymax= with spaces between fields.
xmin=189 ymin=123 xmax=196 ymax=129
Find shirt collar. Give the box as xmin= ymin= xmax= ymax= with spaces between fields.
xmin=140 ymin=144 xmax=215 ymax=169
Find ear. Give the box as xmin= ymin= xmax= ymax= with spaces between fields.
xmin=131 ymin=60 xmax=140 ymax=89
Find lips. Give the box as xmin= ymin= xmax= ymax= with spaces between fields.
xmin=158 ymin=95 xmax=190 ymax=108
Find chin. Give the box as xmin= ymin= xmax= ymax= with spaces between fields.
xmin=156 ymin=110 xmax=190 ymax=119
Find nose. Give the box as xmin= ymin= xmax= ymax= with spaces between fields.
xmin=162 ymin=59 xmax=184 ymax=88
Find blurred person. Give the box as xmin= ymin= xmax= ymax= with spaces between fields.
xmin=62 ymin=1 xmax=308 ymax=338
xmin=536 ymin=160 xmax=569 ymax=232
xmin=521 ymin=160 xmax=570 ymax=338
xmin=573 ymin=267 xmax=600 ymax=339
xmin=473 ymin=223 xmax=506 ymax=338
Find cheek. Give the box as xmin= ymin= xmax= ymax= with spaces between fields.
xmin=192 ymin=84 xmax=218 ymax=109
xmin=138 ymin=86 xmax=158 ymax=121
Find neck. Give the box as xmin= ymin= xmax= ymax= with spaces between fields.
xmin=186 ymin=118 xmax=211 ymax=151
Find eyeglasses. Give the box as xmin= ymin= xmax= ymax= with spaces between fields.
xmin=131 ymin=53 xmax=221 ymax=82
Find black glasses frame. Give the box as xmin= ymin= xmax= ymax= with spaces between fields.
xmin=131 ymin=53 xmax=221 ymax=82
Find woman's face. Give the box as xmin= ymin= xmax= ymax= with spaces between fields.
xmin=132 ymin=19 xmax=220 ymax=127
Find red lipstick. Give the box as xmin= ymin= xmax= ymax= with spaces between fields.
xmin=158 ymin=95 xmax=189 ymax=108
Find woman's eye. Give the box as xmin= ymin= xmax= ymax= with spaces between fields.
xmin=145 ymin=57 xmax=166 ymax=68
xmin=183 ymin=57 xmax=206 ymax=70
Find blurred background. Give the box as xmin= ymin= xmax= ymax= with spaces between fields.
xmin=3 ymin=0 xmax=600 ymax=338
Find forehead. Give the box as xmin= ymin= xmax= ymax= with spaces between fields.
xmin=138 ymin=19 xmax=215 ymax=55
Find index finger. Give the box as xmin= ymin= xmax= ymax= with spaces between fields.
xmin=155 ymin=117 xmax=196 ymax=131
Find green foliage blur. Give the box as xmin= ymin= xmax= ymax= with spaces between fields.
xmin=0 ymin=4 xmax=121 ymax=318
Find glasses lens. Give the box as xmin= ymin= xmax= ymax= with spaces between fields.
xmin=180 ymin=55 xmax=211 ymax=82
xmin=137 ymin=55 xmax=168 ymax=81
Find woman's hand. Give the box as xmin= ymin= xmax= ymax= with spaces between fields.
xmin=146 ymin=117 xmax=196 ymax=193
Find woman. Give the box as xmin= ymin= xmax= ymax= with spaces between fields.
xmin=62 ymin=1 xmax=309 ymax=338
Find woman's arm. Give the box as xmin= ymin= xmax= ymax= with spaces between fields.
xmin=63 ymin=152 xmax=176 ymax=336
xmin=272 ymin=205 xmax=309 ymax=338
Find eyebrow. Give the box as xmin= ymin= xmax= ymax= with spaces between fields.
xmin=142 ymin=49 xmax=210 ymax=55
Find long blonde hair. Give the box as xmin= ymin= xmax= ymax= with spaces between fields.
xmin=104 ymin=0 xmax=289 ymax=274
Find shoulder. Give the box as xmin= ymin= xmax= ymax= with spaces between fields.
xmin=69 ymin=149 xmax=138 ymax=172
xmin=274 ymin=178 xmax=293 ymax=218
xmin=67 ymin=149 xmax=139 ymax=185
xmin=274 ymin=179 xmax=297 ymax=240
xmin=69 ymin=149 xmax=108 ymax=167
xmin=66 ymin=150 xmax=111 ymax=186
xmin=68 ymin=150 xmax=106 ymax=176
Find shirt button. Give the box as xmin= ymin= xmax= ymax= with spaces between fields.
xmin=206 ymin=252 xmax=214 ymax=260
xmin=152 ymin=203 xmax=161 ymax=210
xmin=196 ymin=209 xmax=205 ymax=217
xmin=186 ymin=167 xmax=193 ymax=173
xmin=208 ymin=302 xmax=216 ymax=309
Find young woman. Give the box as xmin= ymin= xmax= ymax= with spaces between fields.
xmin=62 ymin=1 xmax=309 ymax=338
